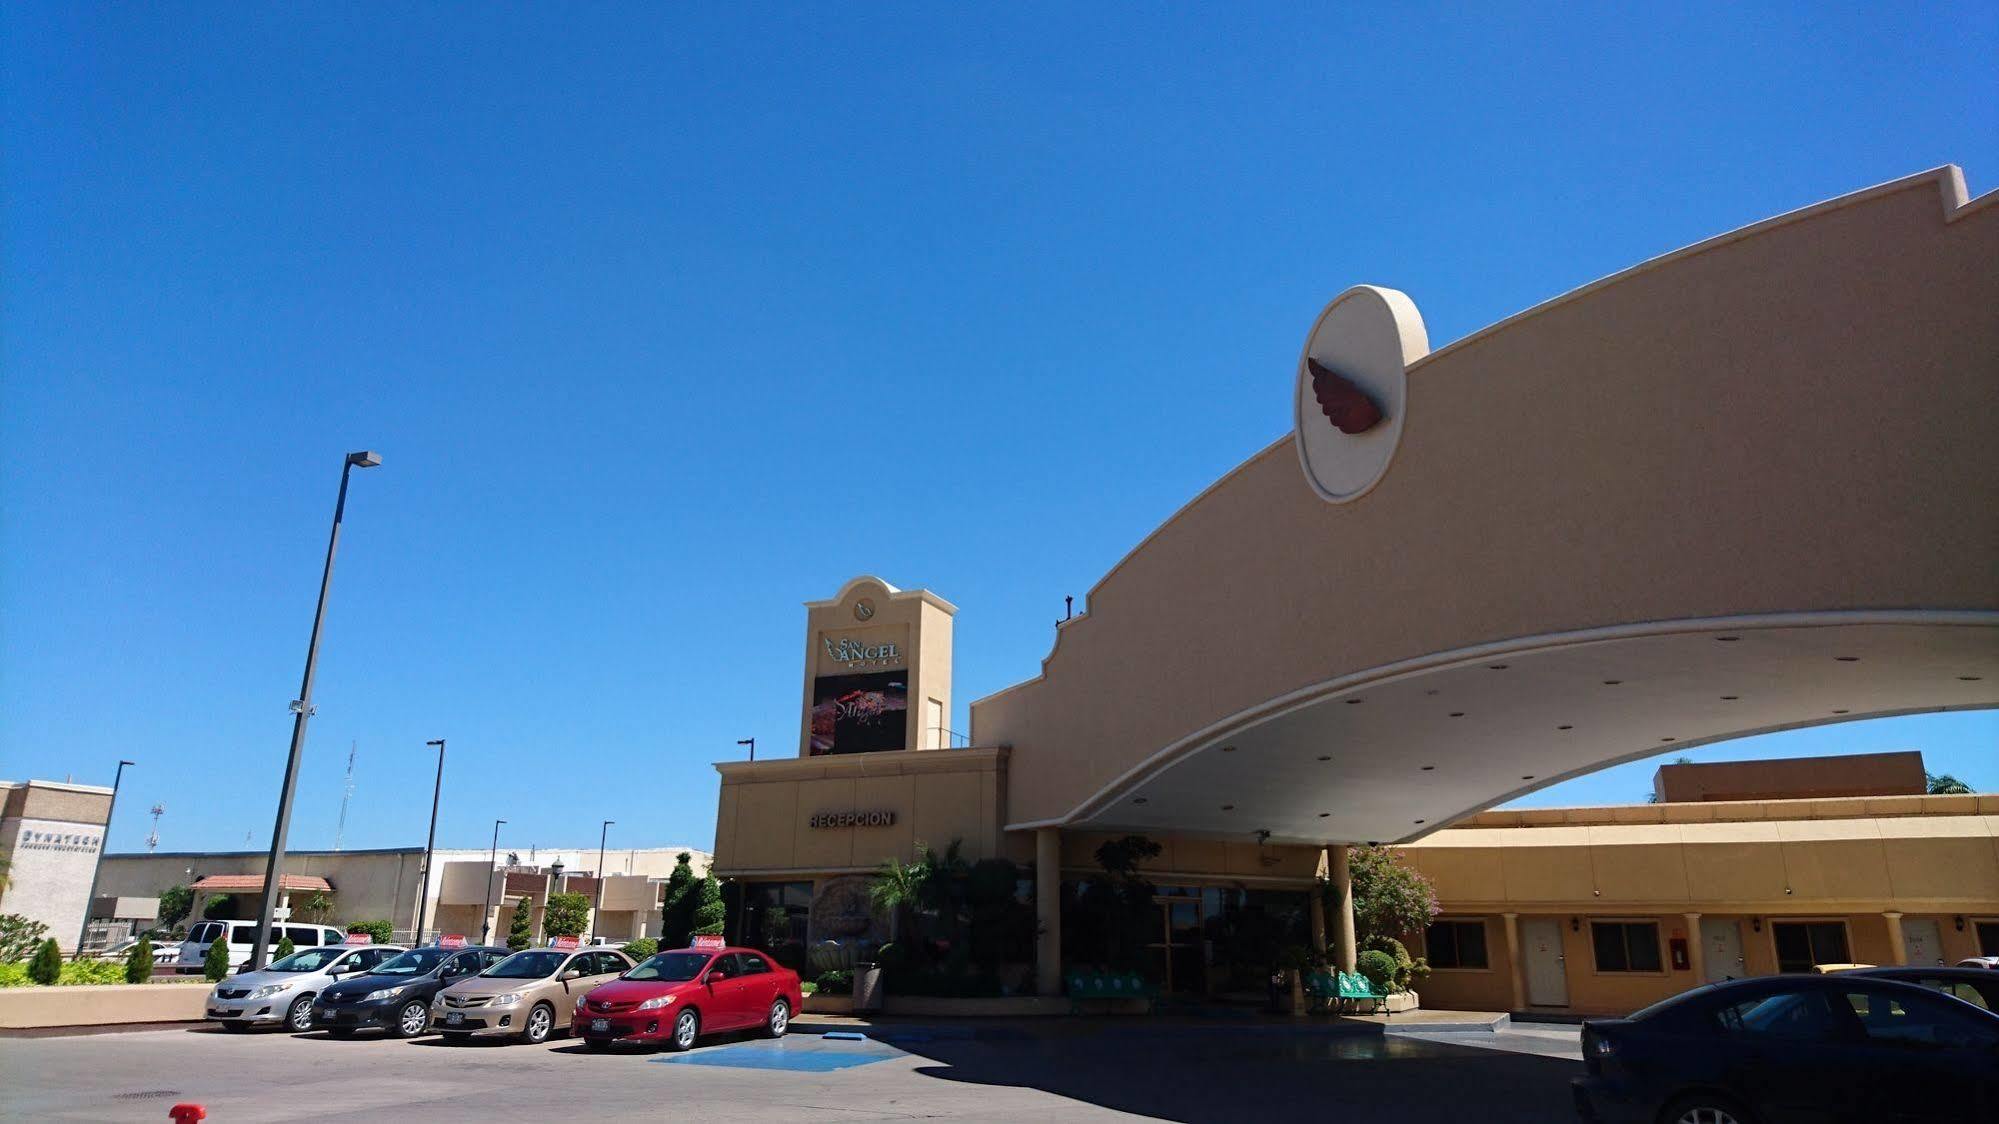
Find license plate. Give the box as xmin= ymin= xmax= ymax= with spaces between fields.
xmin=591 ymin=1019 xmax=609 ymax=1033
xmin=446 ymin=1011 xmax=464 ymax=1025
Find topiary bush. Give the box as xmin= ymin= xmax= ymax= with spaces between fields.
xmin=506 ymin=896 xmax=534 ymax=951
xmin=621 ymin=938 xmax=658 ymax=960
xmin=27 ymin=938 xmax=62 ymax=985
xmin=274 ymin=936 xmax=295 ymax=961
xmin=1361 ymin=934 xmax=1428 ymax=993
xmin=346 ymin=919 xmax=393 ymax=945
xmin=690 ymin=877 xmax=724 ymax=937
xmin=204 ymin=934 xmax=233 ymax=981
xmin=125 ymin=935 xmax=154 ymax=984
xmin=1356 ymin=948 xmax=1397 ymax=992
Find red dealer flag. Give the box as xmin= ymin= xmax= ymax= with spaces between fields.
xmin=691 ymin=934 xmax=725 ymax=950
xmin=440 ymin=934 xmax=467 ymax=949
xmin=551 ymin=935 xmax=580 ymax=950
xmin=343 ymin=932 xmax=373 ymax=944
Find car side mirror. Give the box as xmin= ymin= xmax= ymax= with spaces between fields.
xmin=562 ymin=969 xmax=584 ymax=981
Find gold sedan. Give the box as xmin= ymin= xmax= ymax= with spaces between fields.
xmin=431 ymin=947 xmax=634 ymax=1045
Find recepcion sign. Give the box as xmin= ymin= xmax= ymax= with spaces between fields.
xmin=808 ymin=809 xmax=898 ymax=829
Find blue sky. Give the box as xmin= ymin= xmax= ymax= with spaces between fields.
xmin=3 ymin=4 xmax=1994 ymax=855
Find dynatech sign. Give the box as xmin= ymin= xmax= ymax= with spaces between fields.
xmin=808 ymin=809 xmax=898 ymax=829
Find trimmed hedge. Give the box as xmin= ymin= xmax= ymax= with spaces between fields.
xmin=621 ymin=938 xmax=658 ymax=960
xmin=0 ymin=960 xmax=130 ymax=987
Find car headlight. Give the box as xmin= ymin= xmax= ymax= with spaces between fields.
xmin=635 ymin=994 xmax=676 ymax=1011
xmin=491 ymin=992 xmax=522 ymax=1007
xmin=250 ymin=984 xmax=289 ymax=999
xmin=363 ymin=986 xmax=407 ymax=1002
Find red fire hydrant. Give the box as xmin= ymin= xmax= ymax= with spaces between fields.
xmin=168 ymin=1104 xmax=207 ymax=1123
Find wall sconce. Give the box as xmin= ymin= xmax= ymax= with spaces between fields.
xmin=1956 ymin=916 xmax=1967 ymax=932
xmin=1751 ymin=917 xmax=1763 ymax=933
xmin=1570 ymin=917 xmax=1581 ymax=933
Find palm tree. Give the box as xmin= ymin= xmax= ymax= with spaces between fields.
xmin=869 ymin=851 xmax=929 ymax=943
xmin=1927 ymin=773 xmax=1974 ymax=795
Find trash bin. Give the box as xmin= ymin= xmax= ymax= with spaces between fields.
xmin=852 ymin=962 xmax=884 ymax=1013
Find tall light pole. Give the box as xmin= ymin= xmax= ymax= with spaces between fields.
xmin=248 ymin=450 xmax=382 ymax=972
xmin=737 ymin=737 xmax=755 ymax=762
xmin=75 ymin=760 xmax=135 ymax=955
xmin=592 ymin=820 xmax=614 ymax=943
xmin=414 ymin=739 xmax=446 ymax=945
xmin=480 ymin=819 xmax=506 ymax=943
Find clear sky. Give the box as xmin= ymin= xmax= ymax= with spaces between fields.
xmin=3 ymin=4 xmax=1994 ymax=856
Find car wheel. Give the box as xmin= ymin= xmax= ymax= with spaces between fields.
xmin=762 ymin=999 xmax=790 ymax=1038
xmin=286 ymin=996 xmax=315 ymax=1032
xmin=522 ymin=1003 xmax=554 ymax=1045
xmin=1662 ymin=1094 xmax=1757 ymax=1124
xmin=393 ymin=1001 xmax=429 ymax=1038
xmin=665 ymin=1008 xmax=700 ymax=1052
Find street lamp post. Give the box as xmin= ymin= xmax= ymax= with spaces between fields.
xmin=414 ymin=739 xmax=446 ymax=946
xmin=592 ymin=821 xmax=614 ymax=943
xmin=737 ymin=737 xmax=755 ymax=762
xmin=75 ymin=760 xmax=135 ymax=956
xmin=479 ymin=819 xmax=506 ymax=943
xmin=248 ymin=450 xmax=382 ymax=973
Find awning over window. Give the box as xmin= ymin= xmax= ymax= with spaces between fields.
xmin=189 ymin=873 xmax=332 ymax=894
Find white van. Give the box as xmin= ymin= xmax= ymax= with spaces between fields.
xmin=176 ymin=921 xmax=347 ymax=975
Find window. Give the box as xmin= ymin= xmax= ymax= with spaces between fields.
xmin=1839 ymin=987 xmax=1999 ymax=1051
xmin=737 ymin=952 xmax=772 ymax=975
xmin=1592 ymin=922 xmax=1663 ymax=973
xmin=1978 ymin=921 xmax=1999 ymax=957
xmin=1426 ymin=920 xmax=1490 ymax=970
xmin=189 ymin=923 xmax=219 ymax=944
xmin=283 ymin=926 xmax=319 ymax=946
xmin=1716 ymin=989 xmax=1844 ymax=1042
xmin=736 ymin=881 xmax=813 ymax=969
xmin=1772 ymin=921 xmax=1850 ymax=973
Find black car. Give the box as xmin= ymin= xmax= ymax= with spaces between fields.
xmin=310 ymin=945 xmax=508 ymax=1037
xmin=1573 ymin=974 xmax=1999 ymax=1123
xmin=1838 ymin=965 xmax=1999 ymax=1013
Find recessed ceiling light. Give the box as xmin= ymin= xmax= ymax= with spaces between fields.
xmin=1835 ymin=656 xmax=1859 ymax=662
xmin=1220 ymin=745 xmax=1237 ymax=753
xmin=1413 ymin=819 xmax=1425 ymax=825
xmin=1132 ymin=797 xmax=1148 ymax=805
xmin=1960 ymin=676 xmax=1983 ymax=682
xmin=1603 ymin=679 xmax=1623 ymax=686
xmin=1521 ymin=775 xmax=1535 ymax=781
xmin=1488 ymin=663 xmax=1509 ymax=670
xmin=1345 ymin=698 xmax=1364 ymax=705
xmin=1318 ymin=812 xmax=1330 ymax=818
xmin=1420 ymin=765 xmax=1435 ymax=771
xmin=1661 ymin=737 xmax=1677 ymax=742
xmin=1832 ymin=709 xmax=1849 ymax=715
xmin=1317 ymin=755 xmax=1332 ymax=762
xmin=1424 ymin=689 xmax=1440 ymax=696
xmin=1720 ymin=695 xmax=1739 ymax=700
xmin=1716 ymin=636 xmax=1739 ymax=642
xmin=1220 ymin=804 xmax=1234 ymax=811
xmin=1449 ymin=711 xmax=1466 ymax=718
xmin=1557 ymin=725 xmax=1573 ymax=730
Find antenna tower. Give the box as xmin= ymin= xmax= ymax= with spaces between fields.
xmin=334 ymin=741 xmax=357 ymax=851
xmin=146 ymin=803 xmax=165 ymax=852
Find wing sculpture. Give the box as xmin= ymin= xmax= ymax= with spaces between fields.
xmin=1307 ymin=357 xmax=1384 ymax=434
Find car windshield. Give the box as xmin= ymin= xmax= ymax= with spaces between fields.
xmin=266 ymin=948 xmax=345 ymax=973
xmin=371 ymin=948 xmax=448 ymax=976
xmin=483 ymin=950 xmax=565 ymax=979
xmin=624 ymin=952 xmax=710 ymax=982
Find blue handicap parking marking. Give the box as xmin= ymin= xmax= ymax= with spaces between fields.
xmin=652 ymin=1035 xmax=904 ymax=1072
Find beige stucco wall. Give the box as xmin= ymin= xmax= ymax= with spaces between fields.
xmin=1654 ymin=751 xmax=1925 ymax=802
xmin=972 ymin=170 xmax=1999 ymax=829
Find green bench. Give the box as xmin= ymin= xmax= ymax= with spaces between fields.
xmin=1302 ymin=969 xmax=1392 ymax=1015
xmin=1066 ymin=971 xmax=1157 ymax=1014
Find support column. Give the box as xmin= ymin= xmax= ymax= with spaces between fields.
xmin=1329 ymin=844 xmax=1356 ymax=973
xmin=1884 ymin=911 xmax=1907 ymax=965
xmin=1309 ymin=881 xmax=1328 ymax=956
xmin=1502 ymin=912 xmax=1525 ymax=1011
xmin=1683 ymin=913 xmax=1705 ymax=983
xmin=1035 ymin=828 xmax=1062 ymax=997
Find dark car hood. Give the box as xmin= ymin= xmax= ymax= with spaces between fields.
xmin=321 ymin=972 xmax=434 ymax=1002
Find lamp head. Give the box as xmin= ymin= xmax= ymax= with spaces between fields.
xmin=426 ymin=739 xmax=445 ymax=748
xmin=346 ymin=451 xmax=382 ymax=468
xmin=736 ymin=739 xmax=754 ymax=746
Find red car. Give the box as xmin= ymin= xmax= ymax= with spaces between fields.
xmin=574 ymin=946 xmax=802 ymax=1052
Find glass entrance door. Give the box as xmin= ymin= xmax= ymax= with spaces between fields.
xmin=1146 ymin=896 xmax=1206 ymax=995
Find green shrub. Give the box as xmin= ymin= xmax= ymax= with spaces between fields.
xmin=506 ymin=896 xmax=534 ymax=951
xmin=125 ymin=936 xmax=154 ymax=984
xmin=0 ymin=914 xmax=51 ymax=962
xmin=543 ymin=893 xmax=590 ymax=939
xmin=1361 ymin=935 xmax=1428 ymax=992
xmin=204 ymin=935 xmax=232 ymax=981
xmin=659 ymin=852 xmax=697 ymax=949
xmin=157 ymin=885 xmax=194 ymax=929
xmin=0 ymin=959 xmax=129 ymax=987
xmin=690 ymin=878 xmax=724 ymax=937
xmin=274 ymin=936 xmax=295 ymax=961
xmin=1356 ymin=949 xmax=1397 ymax=992
xmin=800 ymin=980 xmax=817 ymax=996
xmin=346 ymin=919 xmax=393 ymax=945
xmin=815 ymin=968 xmax=853 ymax=992
xmin=27 ymin=939 xmax=62 ymax=985
xmin=621 ymin=938 xmax=658 ymax=960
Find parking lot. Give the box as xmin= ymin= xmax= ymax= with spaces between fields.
xmin=0 ymin=1017 xmax=1583 ymax=1122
